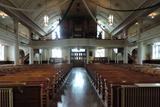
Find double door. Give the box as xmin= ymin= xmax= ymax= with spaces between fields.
xmin=70 ymin=50 xmax=87 ymax=66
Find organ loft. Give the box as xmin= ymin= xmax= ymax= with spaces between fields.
xmin=0 ymin=0 xmax=160 ymax=107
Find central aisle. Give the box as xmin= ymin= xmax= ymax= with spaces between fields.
xmin=54 ymin=67 xmax=104 ymax=107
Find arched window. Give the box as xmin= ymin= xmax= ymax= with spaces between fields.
xmin=113 ymin=48 xmax=118 ymax=54
xmin=52 ymin=48 xmax=62 ymax=58
xmin=97 ymin=20 xmax=105 ymax=39
xmin=95 ymin=48 xmax=105 ymax=57
xmin=152 ymin=42 xmax=160 ymax=59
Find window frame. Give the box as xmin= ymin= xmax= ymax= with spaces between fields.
xmin=51 ymin=48 xmax=62 ymax=58
xmin=152 ymin=42 xmax=160 ymax=59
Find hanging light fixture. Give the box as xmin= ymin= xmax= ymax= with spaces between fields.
xmin=0 ymin=11 xmax=8 ymax=19
xmin=108 ymin=0 xmax=113 ymax=26
xmin=44 ymin=0 xmax=49 ymax=26
xmin=44 ymin=15 xmax=49 ymax=26
xmin=148 ymin=12 xmax=157 ymax=19
xmin=108 ymin=14 xmax=113 ymax=26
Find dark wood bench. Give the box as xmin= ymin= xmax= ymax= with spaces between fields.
xmin=86 ymin=64 xmax=160 ymax=107
xmin=0 ymin=64 xmax=72 ymax=107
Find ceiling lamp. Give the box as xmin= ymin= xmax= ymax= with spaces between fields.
xmin=135 ymin=22 xmax=139 ymax=25
xmin=44 ymin=15 xmax=49 ymax=26
xmin=0 ymin=11 xmax=8 ymax=18
xmin=108 ymin=14 xmax=113 ymax=26
xmin=148 ymin=12 xmax=157 ymax=19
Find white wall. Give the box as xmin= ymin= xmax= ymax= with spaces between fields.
xmin=7 ymin=46 xmax=15 ymax=61
xmin=62 ymin=48 xmax=70 ymax=63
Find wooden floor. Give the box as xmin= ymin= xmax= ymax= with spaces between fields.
xmin=52 ymin=67 xmax=104 ymax=107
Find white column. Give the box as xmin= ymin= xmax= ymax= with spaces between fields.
xmin=137 ymin=19 xmax=143 ymax=64
xmin=39 ymin=49 xmax=43 ymax=64
xmin=123 ymin=46 xmax=128 ymax=64
xmin=107 ymin=48 xmax=112 ymax=63
xmin=14 ymin=19 xmax=19 ymax=65
xmin=123 ymin=29 xmax=127 ymax=39
xmin=45 ymin=49 xmax=50 ymax=64
xmin=42 ymin=49 xmax=47 ymax=61
xmin=105 ymin=48 xmax=108 ymax=57
xmin=68 ymin=48 xmax=71 ymax=64
xmin=137 ymin=42 xmax=144 ymax=64
xmin=29 ymin=47 xmax=34 ymax=64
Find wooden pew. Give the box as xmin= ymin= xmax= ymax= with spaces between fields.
xmin=0 ymin=64 xmax=72 ymax=107
xmin=86 ymin=64 xmax=160 ymax=107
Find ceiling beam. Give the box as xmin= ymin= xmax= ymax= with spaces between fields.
xmin=20 ymin=0 xmax=30 ymax=8
xmin=111 ymin=0 xmax=160 ymax=36
xmin=0 ymin=0 xmax=46 ymax=36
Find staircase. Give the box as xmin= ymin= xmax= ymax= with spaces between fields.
xmin=128 ymin=53 xmax=134 ymax=64
xmin=23 ymin=53 xmax=29 ymax=64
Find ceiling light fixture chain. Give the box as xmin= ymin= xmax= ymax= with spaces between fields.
xmin=0 ymin=0 xmax=69 ymax=12
xmin=108 ymin=0 xmax=113 ymax=26
xmin=89 ymin=0 xmax=160 ymax=12
xmin=81 ymin=0 xmax=110 ymax=35
xmin=44 ymin=0 xmax=75 ymax=37
xmin=0 ymin=11 xmax=8 ymax=18
xmin=44 ymin=0 xmax=49 ymax=26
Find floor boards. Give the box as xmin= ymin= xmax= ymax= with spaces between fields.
xmin=51 ymin=67 xmax=104 ymax=107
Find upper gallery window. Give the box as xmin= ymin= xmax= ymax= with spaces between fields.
xmin=52 ymin=21 xmax=60 ymax=40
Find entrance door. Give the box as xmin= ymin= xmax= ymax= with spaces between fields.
xmin=70 ymin=48 xmax=87 ymax=66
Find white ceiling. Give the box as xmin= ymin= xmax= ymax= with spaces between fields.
xmin=0 ymin=0 xmax=160 ymax=36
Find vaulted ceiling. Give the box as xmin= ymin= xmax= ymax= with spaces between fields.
xmin=0 ymin=0 xmax=160 ymax=36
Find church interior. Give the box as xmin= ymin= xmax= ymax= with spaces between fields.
xmin=0 ymin=0 xmax=160 ymax=107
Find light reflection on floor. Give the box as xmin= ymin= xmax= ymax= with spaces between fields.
xmin=56 ymin=67 xmax=104 ymax=107
xmin=72 ymin=71 xmax=85 ymax=88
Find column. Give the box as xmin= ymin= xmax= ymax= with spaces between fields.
xmin=104 ymin=31 xmax=109 ymax=39
xmin=68 ymin=48 xmax=71 ymax=64
xmin=48 ymin=48 xmax=52 ymax=64
xmin=14 ymin=19 xmax=19 ymax=65
xmin=105 ymin=48 xmax=109 ymax=63
xmin=42 ymin=49 xmax=47 ymax=61
xmin=107 ymin=48 xmax=112 ymax=63
xmin=105 ymin=48 xmax=108 ymax=57
xmin=46 ymin=49 xmax=50 ymax=64
xmin=39 ymin=49 xmax=43 ymax=64
xmin=86 ymin=48 xmax=89 ymax=64
xmin=108 ymin=33 xmax=112 ymax=39
xmin=137 ymin=19 xmax=143 ymax=64
xmin=123 ymin=46 xmax=128 ymax=64
xmin=137 ymin=42 xmax=144 ymax=64
xmin=29 ymin=47 xmax=34 ymax=64
xmin=122 ymin=29 xmax=128 ymax=39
